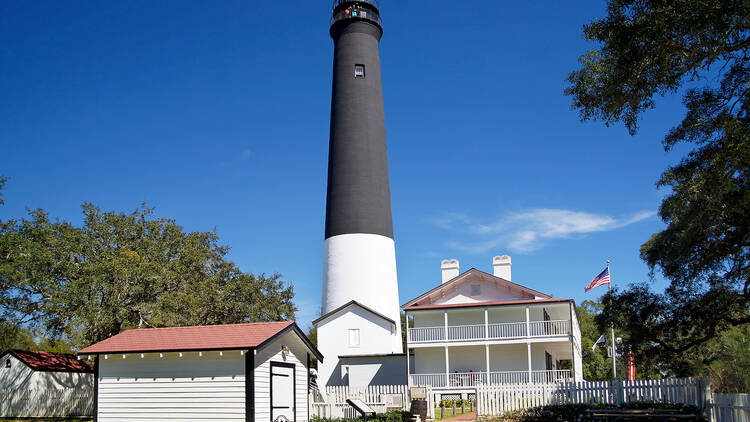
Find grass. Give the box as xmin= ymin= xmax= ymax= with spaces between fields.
xmin=434 ymin=407 xmax=474 ymax=420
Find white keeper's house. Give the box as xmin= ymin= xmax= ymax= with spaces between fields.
xmin=402 ymin=256 xmax=583 ymax=397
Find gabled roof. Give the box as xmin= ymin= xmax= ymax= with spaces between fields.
xmin=403 ymin=298 xmax=573 ymax=311
xmin=77 ymin=321 xmax=323 ymax=362
xmin=312 ymin=300 xmax=395 ymax=326
xmin=1 ymin=350 xmax=93 ymax=373
xmin=401 ymin=268 xmax=552 ymax=308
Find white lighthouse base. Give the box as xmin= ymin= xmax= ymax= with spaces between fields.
xmin=317 ymin=233 xmax=404 ymax=387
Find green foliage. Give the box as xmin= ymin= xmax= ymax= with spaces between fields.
xmin=307 ymin=324 xmax=317 ymax=347
xmin=567 ymin=0 xmax=750 ymax=373
xmin=0 ymin=175 xmax=6 ymax=205
xmin=577 ymin=301 xmax=611 ymax=380
xmin=565 ymin=0 xmax=748 ymax=135
xmin=0 ymin=203 xmax=297 ymax=349
xmin=0 ymin=320 xmax=38 ymax=351
xmin=499 ymin=402 xmax=702 ymax=422
xmin=577 ymin=300 xmax=660 ymax=380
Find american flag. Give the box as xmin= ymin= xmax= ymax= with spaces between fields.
xmin=585 ymin=267 xmax=610 ymax=291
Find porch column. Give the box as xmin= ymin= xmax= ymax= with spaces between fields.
xmin=405 ymin=311 xmax=411 ymax=386
xmin=485 ymin=344 xmax=490 ymax=384
xmin=484 ymin=307 xmax=490 ymax=339
xmin=444 ymin=311 xmax=448 ymax=341
xmin=406 ymin=347 xmax=411 ymax=386
xmin=444 ymin=346 xmax=450 ymax=387
xmin=527 ymin=342 xmax=532 ymax=383
xmin=525 ymin=305 xmax=531 ymax=338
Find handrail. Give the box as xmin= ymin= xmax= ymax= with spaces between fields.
xmin=333 ymin=0 xmax=379 ymax=10
xmin=408 ymin=320 xmax=571 ymax=342
xmin=409 ymin=370 xmax=572 ymax=387
xmin=330 ymin=2 xmax=382 ymax=27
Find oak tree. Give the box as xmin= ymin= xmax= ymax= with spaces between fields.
xmin=566 ymin=0 xmax=749 ymax=370
xmin=0 ymin=203 xmax=296 ymax=349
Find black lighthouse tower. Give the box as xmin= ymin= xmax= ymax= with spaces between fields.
xmin=318 ymin=0 xmax=403 ymax=387
xmin=325 ymin=1 xmax=391 ymax=240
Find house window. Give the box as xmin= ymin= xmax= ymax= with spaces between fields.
xmin=5 ymin=359 xmax=9 ymax=368
xmin=348 ymin=329 xmax=360 ymax=347
xmin=470 ymin=284 xmax=481 ymax=296
xmin=354 ymin=64 xmax=365 ymax=78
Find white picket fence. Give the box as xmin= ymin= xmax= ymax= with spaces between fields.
xmin=311 ymin=385 xmax=434 ymax=419
xmin=0 ymin=389 xmax=94 ymax=418
xmin=711 ymin=394 xmax=750 ymax=422
xmin=476 ymin=377 xmax=709 ymax=416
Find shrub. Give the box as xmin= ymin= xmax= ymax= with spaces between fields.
xmin=311 ymin=410 xmax=412 ymax=422
xmin=499 ymin=402 xmax=705 ymax=422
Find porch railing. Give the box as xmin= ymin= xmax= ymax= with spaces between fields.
xmin=488 ymin=370 xmax=530 ymax=384
xmin=448 ymin=324 xmax=485 ymax=340
xmin=407 ymin=326 xmax=444 ymax=342
xmin=487 ymin=321 xmax=526 ymax=338
xmin=408 ymin=320 xmax=570 ymax=343
xmin=529 ymin=320 xmax=570 ymax=336
xmin=409 ymin=370 xmax=572 ymax=388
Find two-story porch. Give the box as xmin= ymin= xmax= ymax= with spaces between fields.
xmin=404 ymin=299 xmax=582 ymax=391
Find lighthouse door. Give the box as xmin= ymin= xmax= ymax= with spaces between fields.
xmin=271 ymin=362 xmax=296 ymax=422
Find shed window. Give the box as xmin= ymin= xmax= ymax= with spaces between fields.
xmin=348 ymin=328 xmax=360 ymax=347
xmin=5 ymin=359 xmax=9 ymax=368
xmin=470 ymin=284 xmax=481 ymax=296
xmin=354 ymin=64 xmax=365 ymax=78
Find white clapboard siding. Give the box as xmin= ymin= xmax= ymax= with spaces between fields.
xmin=254 ymin=330 xmax=311 ymax=422
xmin=476 ymin=377 xmax=709 ymax=416
xmin=0 ymin=389 xmax=93 ymax=418
xmin=98 ymin=351 xmax=245 ymax=422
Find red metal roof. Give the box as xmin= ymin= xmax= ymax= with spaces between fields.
xmin=5 ymin=350 xmax=93 ymax=373
xmin=403 ymin=298 xmax=572 ymax=311
xmin=78 ymin=321 xmax=295 ymax=354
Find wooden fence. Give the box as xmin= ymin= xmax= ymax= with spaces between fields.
xmin=711 ymin=393 xmax=750 ymax=422
xmin=311 ymin=385 xmax=433 ymax=419
xmin=476 ymin=377 xmax=709 ymax=416
xmin=0 ymin=389 xmax=94 ymax=418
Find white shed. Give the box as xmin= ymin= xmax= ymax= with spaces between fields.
xmin=0 ymin=349 xmax=94 ymax=391
xmin=78 ymin=321 xmax=323 ymax=422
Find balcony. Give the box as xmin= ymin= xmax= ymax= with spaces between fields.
xmin=409 ymin=370 xmax=572 ymax=387
xmin=407 ymin=320 xmax=570 ymax=344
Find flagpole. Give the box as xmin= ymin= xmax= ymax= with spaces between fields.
xmin=608 ymin=260 xmax=616 ymax=380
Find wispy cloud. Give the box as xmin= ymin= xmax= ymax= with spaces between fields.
xmin=432 ymin=208 xmax=656 ymax=253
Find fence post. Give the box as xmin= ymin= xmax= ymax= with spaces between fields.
xmin=612 ymin=380 xmax=622 ymax=407
xmin=700 ymin=377 xmax=713 ymax=421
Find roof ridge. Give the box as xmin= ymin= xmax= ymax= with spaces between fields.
xmin=10 ymin=349 xmax=77 ymax=356
xmin=116 ymin=320 xmax=292 ymax=333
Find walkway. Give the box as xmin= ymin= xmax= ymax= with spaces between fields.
xmin=441 ymin=412 xmax=476 ymax=421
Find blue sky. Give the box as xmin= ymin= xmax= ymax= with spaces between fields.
xmin=1 ymin=1 xmax=689 ymax=329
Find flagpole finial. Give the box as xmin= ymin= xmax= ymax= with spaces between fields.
xmin=606 ymin=259 xmax=610 ymax=264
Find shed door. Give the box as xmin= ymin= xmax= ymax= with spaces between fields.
xmin=271 ymin=362 xmax=295 ymax=422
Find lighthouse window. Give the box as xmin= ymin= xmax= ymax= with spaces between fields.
xmin=348 ymin=329 xmax=361 ymax=347
xmin=5 ymin=359 xmax=9 ymax=368
xmin=354 ymin=64 xmax=365 ymax=78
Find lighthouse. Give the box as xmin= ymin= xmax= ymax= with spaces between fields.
xmin=313 ymin=0 xmax=405 ymax=388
